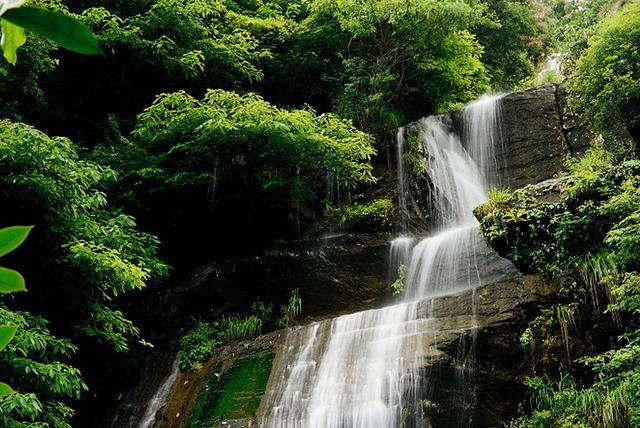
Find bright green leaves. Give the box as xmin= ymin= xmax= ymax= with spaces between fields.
xmin=0 ymin=225 xmax=31 ymax=294
xmin=0 ymin=381 xmax=13 ymax=397
xmin=134 ymin=89 xmax=375 ymax=193
xmin=0 ymin=5 xmax=102 ymax=64
xmin=0 ymin=225 xmax=30 ymax=400
xmin=0 ymin=325 xmax=17 ymax=351
xmin=0 ymin=225 xmax=32 ymax=258
xmin=570 ymin=0 xmax=640 ymax=135
xmin=2 ymin=7 xmax=102 ymax=55
xmin=0 ymin=19 xmax=25 ymax=64
xmin=0 ymin=266 xmax=25 ymax=294
xmin=0 ymin=120 xmax=167 ymax=355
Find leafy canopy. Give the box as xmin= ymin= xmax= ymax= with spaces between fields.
xmin=0 ymin=120 xmax=168 ymax=354
xmin=133 ymin=89 xmax=375 ymax=192
xmin=570 ymin=0 xmax=640 ymax=139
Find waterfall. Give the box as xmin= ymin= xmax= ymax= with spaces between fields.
xmin=138 ymin=355 xmax=180 ymax=428
xmin=258 ymin=95 xmax=517 ymax=427
xmin=396 ymin=128 xmax=408 ymax=230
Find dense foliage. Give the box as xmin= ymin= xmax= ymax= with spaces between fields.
xmin=0 ymin=0 xmax=541 ymax=145
xmin=0 ymin=0 xmax=577 ymax=424
xmin=477 ymin=148 xmax=640 ymax=427
xmin=541 ymin=0 xmax=626 ymax=64
xmin=0 ymin=119 xmax=170 ymax=423
xmin=0 ymin=120 xmax=168 ymax=353
xmin=103 ymin=89 xmax=375 ymax=263
xmin=0 ymin=226 xmax=86 ymax=428
xmin=0 ymin=308 xmax=87 ymax=428
xmin=474 ymin=0 xmax=540 ymax=89
xmin=570 ymin=0 xmax=640 ymax=141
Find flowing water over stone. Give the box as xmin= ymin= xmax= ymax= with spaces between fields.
xmin=110 ymin=353 xmax=180 ymax=428
xmin=139 ymin=355 xmax=180 ymax=428
xmin=258 ymin=95 xmax=518 ymax=427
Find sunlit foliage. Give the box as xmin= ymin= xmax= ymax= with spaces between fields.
xmin=0 ymin=120 xmax=168 ymax=353
xmin=570 ymin=0 xmax=640 ymax=140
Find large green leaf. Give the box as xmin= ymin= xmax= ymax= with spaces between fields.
xmin=0 ymin=225 xmax=31 ymax=257
xmin=0 ymin=267 xmax=25 ymax=294
xmin=0 ymin=382 xmax=13 ymax=397
xmin=0 ymin=325 xmax=17 ymax=351
xmin=2 ymin=7 xmax=102 ymax=55
xmin=0 ymin=18 xmax=26 ymax=64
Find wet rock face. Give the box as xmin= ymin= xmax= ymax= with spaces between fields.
xmin=400 ymin=84 xmax=591 ymax=230
xmin=134 ymin=233 xmax=393 ymax=340
xmin=409 ymin=274 xmax=558 ymax=427
xmin=497 ymin=85 xmax=570 ymax=188
xmin=496 ymin=85 xmax=591 ymax=188
xmin=251 ymin=274 xmax=557 ymax=428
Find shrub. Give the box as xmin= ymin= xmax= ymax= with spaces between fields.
xmin=277 ymin=289 xmax=302 ymax=329
xmin=338 ymin=199 xmax=394 ymax=232
xmin=391 ymin=264 xmax=406 ymax=297
xmin=179 ymin=314 xmax=264 ymax=370
xmin=478 ymin=153 xmax=640 ymax=426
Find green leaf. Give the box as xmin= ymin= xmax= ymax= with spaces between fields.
xmin=0 ymin=225 xmax=32 ymax=257
xmin=0 ymin=382 xmax=13 ymax=398
xmin=2 ymin=7 xmax=102 ymax=55
xmin=0 ymin=267 xmax=25 ymax=294
xmin=0 ymin=19 xmax=26 ymax=64
xmin=0 ymin=325 xmax=17 ymax=351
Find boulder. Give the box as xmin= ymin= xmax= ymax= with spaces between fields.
xmin=497 ymin=85 xmax=572 ymax=188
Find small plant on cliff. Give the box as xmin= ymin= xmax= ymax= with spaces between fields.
xmin=219 ymin=315 xmax=263 ymax=343
xmin=251 ymin=299 xmax=273 ymax=323
xmin=179 ymin=314 xmax=265 ymax=370
xmin=391 ymin=264 xmax=406 ymax=297
xmin=179 ymin=321 xmax=220 ymax=371
xmin=339 ymin=199 xmax=395 ymax=232
xmin=277 ymin=289 xmax=302 ymax=329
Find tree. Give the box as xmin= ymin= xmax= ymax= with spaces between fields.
xmin=102 ymin=89 xmax=375 ymax=265
xmin=0 ymin=227 xmax=87 ymax=428
xmin=0 ymin=120 xmax=168 ymax=354
xmin=270 ymin=0 xmax=490 ymax=139
xmin=570 ymin=0 xmax=640 ymax=141
xmin=474 ymin=0 xmax=540 ymax=89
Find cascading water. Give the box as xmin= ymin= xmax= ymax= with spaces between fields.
xmin=258 ymin=95 xmax=518 ymax=427
xmin=138 ymin=355 xmax=180 ymax=428
xmin=110 ymin=353 xmax=180 ymax=428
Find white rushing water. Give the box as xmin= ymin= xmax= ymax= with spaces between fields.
xmin=138 ymin=355 xmax=180 ymax=428
xmin=259 ymin=95 xmax=513 ymax=427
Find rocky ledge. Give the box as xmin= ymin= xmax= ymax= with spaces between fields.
xmin=131 ymin=273 xmax=556 ymax=427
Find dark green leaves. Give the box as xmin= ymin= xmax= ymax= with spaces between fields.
xmin=2 ymin=7 xmax=102 ymax=55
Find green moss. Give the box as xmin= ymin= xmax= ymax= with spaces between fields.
xmin=340 ymin=198 xmax=394 ymax=231
xmin=186 ymin=350 xmax=274 ymax=427
xmin=403 ymin=128 xmax=425 ymax=176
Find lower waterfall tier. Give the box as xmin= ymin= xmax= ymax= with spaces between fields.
xmin=256 ymin=274 xmax=556 ymax=428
